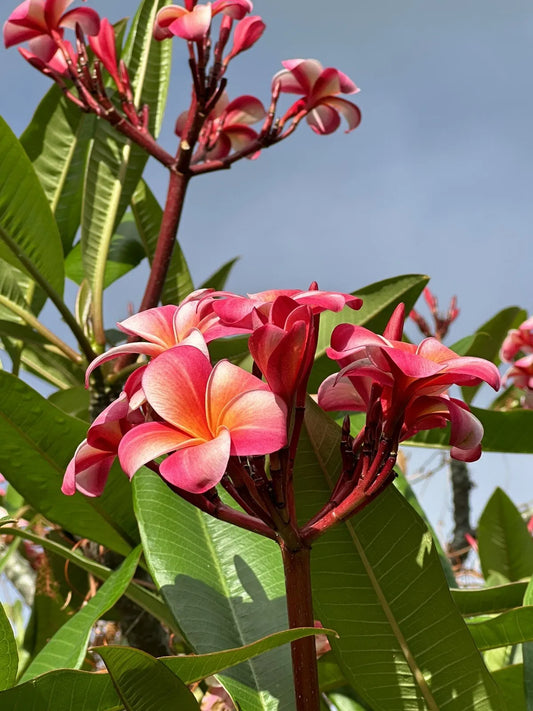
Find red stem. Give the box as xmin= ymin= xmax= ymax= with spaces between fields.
xmin=280 ymin=544 xmax=320 ymax=711
xmin=138 ymin=169 xmax=190 ymax=313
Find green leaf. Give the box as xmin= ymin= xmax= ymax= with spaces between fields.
xmin=17 ymin=344 xmax=85 ymax=389
xmin=409 ymin=407 xmax=533 ymax=454
xmin=327 ymin=691 xmax=370 ymax=711
xmin=81 ymin=0 xmax=172 ymax=341
xmin=451 ymin=582 xmax=528 ymax=617
xmin=520 ymin=563 xmax=533 ymax=710
xmin=199 ymin=257 xmax=239 ymax=291
xmin=4 ymin=526 xmax=173 ymax=632
xmin=394 ymin=471 xmax=456 ymax=586
xmin=0 ymin=372 xmax=137 ymax=554
xmin=468 ymin=608 xmax=533 ymax=650
xmin=21 ymin=546 xmax=141 ymax=682
xmin=0 ymin=259 xmax=39 ymax=324
xmin=309 ymin=274 xmax=429 ymax=391
xmin=294 ymin=399 xmax=502 ymax=710
xmin=0 ymin=603 xmax=18 ymax=690
xmin=67 ymin=214 xmax=145 ymax=289
xmin=0 ymin=116 xmax=64 ymax=297
xmin=97 ymin=647 xmax=201 ymax=711
xmin=133 ymin=468 xmax=295 ymax=711
xmin=477 ymin=488 xmax=533 ymax=582
xmin=0 ymin=669 xmax=121 ymax=711
xmin=130 ymin=179 xmax=194 ymax=305
xmin=48 ymin=387 xmax=90 ymax=420
xmin=20 ymin=85 xmax=94 ymax=254
xmin=452 ymin=307 xmax=526 ymax=405
xmin=160 ymin=627 xmax=336 ymax=683
xmin=491 ymin=665 xmax=526 ymax=711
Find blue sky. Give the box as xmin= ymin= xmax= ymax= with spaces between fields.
xmin=1 ymin=0 xmax=533 ymax=542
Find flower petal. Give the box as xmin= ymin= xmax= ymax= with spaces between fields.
xmin=159 ymin=429 xmax=232 ymax=493
xmin=206 ymin=359 xmax=268 ymax=428
xmin=306 ymin=104 xmax=341 ymax=135
xmin=118 ymin=305 xmax=179 ymax=347
xmin=142 ymin=345 xmax=212 ymax=438
xmin=118 ymin=421 xmax=193 ymax=478
xmin=217 ymin=390 xmax=287 ymax=454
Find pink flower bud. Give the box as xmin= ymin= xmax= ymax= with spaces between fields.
xmin=226 ymin=15 xmax=265 ymax=60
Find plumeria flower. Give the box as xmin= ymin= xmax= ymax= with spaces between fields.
xmin=273 ymin=58 xmax=361 ymax=135
xmin=62 ymin=368 xmax=146 ymax=496
xmin=176 ymin=93 xmax=266 ymax=161
xmin=318 ymin=304 xmax=500 ymax=461
xmin=153 ymin=0 xmax=252 ymax=42
xmin=248 ymin=295 xmax=316 ymax=405
xmin=213 ymin=287 xmax=362 ymax=331
xmin=500 ymin=315 xmax=533 ymax=363
xmin=502 ymin=353 xmax=533 ymax=409
xmin=85 ymin=290 xmax=244 ymax=382
xmin=118 ymin=345 xmax=287 ymax=493
xmin=4 ymin=0 xmax=100 ymax=62
xmin=224 ymin=14 xmax=265 ymax=62
xmin=88 ymin=17 xmax=123 ymax=92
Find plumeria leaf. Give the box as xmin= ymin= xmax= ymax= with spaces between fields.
xmin=4 ymin=526 xmax=173 ymax=631
xmin=133 ymin=467 xmax=296 ymax=711
xmin=325 ymin=691 xmax=369 ymax=711
xmin=96 ymin=646 xmax=200 ymax=711
xmin=294 ymin=398 xmax=502 ymax=710
xmin=451 ymin=582 xmax=528 ymax=617
xmin=309 ymin=274 xmax=429 ymax=391
xmin=522 ymin=578 xmax=533 ymax=709
xmin=394 ymin=471 xmax=456 ymax=586
xmin=491 ymin=665 xmax=526 ymax=711
xmin=20 ymin=85 xmax=95 ymax=254
xmin=20 ymin=546 xmax=142 ymax=682
xmin=0 ymin=602 xmax=18 ymax=690
xmin=131 ymin=179 xmax=194 ymax=305
xmin=199 ymin=257 xmax=239 ymax=291
xmin=468 ymin=607 xmax=533 ymax=650
xmin=16 ymin=344 xmax=85 ymax=390
xmin=48 ymin=387 xmax=91 ymax=420
xmin=160 ymin=627 xmax=336 ymax=682
xmin=409 ymin=407 xmax=533 ymax=454
xmin=0 ymin=670 xmax=121 ymax=711
xmin=0 ymin=258 xmax=43 ymax=324
xmin=0 ymin=372 xmax=137 ymax=554
xmin=0 ymin=116 xmax=64 ymax=298
xmin=67 ymin=213 xmax=145 ymax=289
xmin=477 ymin=488 xmax=533 ymax=582
xmin=82 ymin=0 xmax=172 ymax=342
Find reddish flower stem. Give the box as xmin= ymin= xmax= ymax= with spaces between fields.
xmin=138 ymin=169 xmax=190 ymax=313
xmin=280 ymin=543 xmax=320 ymax=711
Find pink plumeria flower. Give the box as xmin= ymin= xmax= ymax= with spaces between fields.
xmin=213 ymin=287 xmax=362 ymax=331
xmin=62 ymin=368 xmax=146 ymax=496
xmin=85 ymin=290 xmax=243 ymax=383
xmin=502 ymin=353 xmax=533 ymax=409
xmin=273 ymin=58 xmax=361 ymax=135
xmin=153 ymin=0 xmax=252 ymax=42
xmin=224 ymin=14 xmax=265 ymax=62
xmin=4 ymin=0 xmax=100 ymax=62
xmin=88 ymin=17 xmax=123 ymax=92
xmin=248 ymin=295 xmax=316 ymax=405
xmin=500 ymin=315 xmax=533 ymax=363
xmin=176 ymin=93 xmax=266 ymax=161
xmin=118 ymin=345 xmax=287 ymax=493
xmin=318 ymin=304 xmax=500 ymax=461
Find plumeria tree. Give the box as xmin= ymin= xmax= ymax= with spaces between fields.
xmin=1 ymin=1 xmax=533 ymax=710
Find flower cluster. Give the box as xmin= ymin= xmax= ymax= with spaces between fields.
xmin=318 ymin=303 xmax=500 ymax=462
xmin=501 ymin=316 xmax=533 ymax=409
xmin=64 ymin=286 xmax=500 ymax=541
xmin=4 ymin=0 xmax=362 ymax=170
xmin=64 ymin=286 xmax=360 ymax=499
